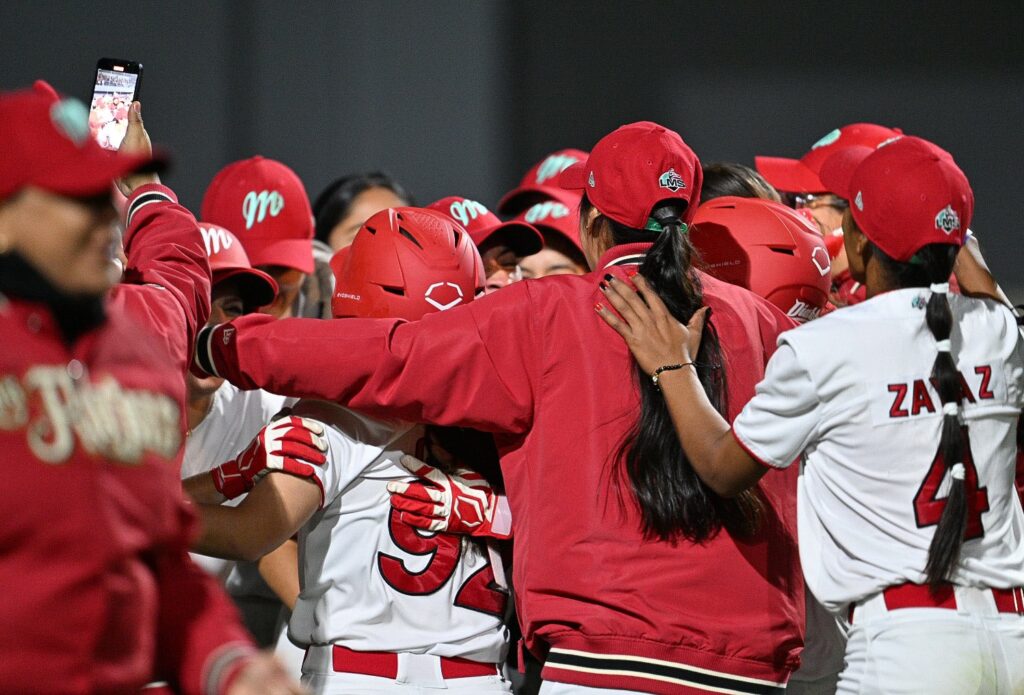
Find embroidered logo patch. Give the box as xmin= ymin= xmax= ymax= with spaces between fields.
xmin=854 ymin=191 xmax=864 ymax=211
xmin=588 ymin=171 xmax=596 ymax=188
xmin=658 ymin=168 xmax=686 ymax=192
xmin=935 ymin=205 xmax=960 ymax=235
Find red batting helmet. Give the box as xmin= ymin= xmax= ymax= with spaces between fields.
xmin=331 ymin=207 xmax=485 ymax=322
xmin=691 ymin=196 xmax=831 ymax=323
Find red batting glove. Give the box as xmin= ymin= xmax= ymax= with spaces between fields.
xmin=386 ymin=454 xmax=511 ymax=539
xmin=211 ymin=416 xmax=328 ymax=500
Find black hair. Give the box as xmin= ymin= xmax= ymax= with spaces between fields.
xmin=582 ymin=195 xmax=761 ymax=542
xmin=869 ymin=239 xmax=963 ymax=586
xmin=700 ymin=162 xmax=781 ymax=204
xmin=312 ymin=172 xmax=414 ymax=244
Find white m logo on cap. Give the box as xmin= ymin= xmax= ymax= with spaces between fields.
xmin=242 ymin=190 xmax=285 ymax=230
xmin=200 ymin=226 xmax=234 ymax=257
xmin=448 ymin=200 xmax=489 ymax=227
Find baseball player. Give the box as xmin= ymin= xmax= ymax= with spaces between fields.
xmin=427 ymin=196 xmax=542 ymax=294
xmin=184 ymin=207 xmax=511 ymax=694
xmin=497 ymin=148 xmax=589 ymax=216
xmin=0 ymin=84 xmax=299 ymax=694
xmin=201 ymin=156 xmax=316 ymax=319
xmin=756 ymin=123 xmax=904 ymax=307
xmin=598 ymin=136 xmax=1024 ymax=693
xmin=192 ymin=122 xmax=805 ymax=695
xmin=514 ymin=191 xmax=589 ymax=278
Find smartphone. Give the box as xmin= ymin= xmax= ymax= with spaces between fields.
xmin=88 ymin=58 xmax=143 ymax=151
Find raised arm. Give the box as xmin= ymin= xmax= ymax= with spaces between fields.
xmin=110 ymin=103 xmax=211 ymax=373
xmin=596 ymin=274 xmax=767 ymax=496
xmin=194 ymin=281 xmax=537 ymax=433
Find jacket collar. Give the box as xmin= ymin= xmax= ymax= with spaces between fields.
xmin=596 ymin=242 xmax=654 ymax=270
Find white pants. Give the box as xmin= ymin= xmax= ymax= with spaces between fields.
xmin=539 ymin=683 xmax=645 ymax=694
xmin=838 ymin=586 xmax=1024 ymax=694
xmin=301 ymin=646 xmax=511 ymax=694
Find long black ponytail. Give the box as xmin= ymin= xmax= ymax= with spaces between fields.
xmin=869 ymin=239 xmax=964 ymax=585
xmin=584 ymin=195 xmax=762 ymax=542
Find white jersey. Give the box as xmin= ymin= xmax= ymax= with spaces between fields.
xmin=182 ymin=382 xmax=288 ymax=593
xmin=733 ymin=288 xmax=1024 ymax=613
xmin=288 ymin=400 xmax=508 ymax=663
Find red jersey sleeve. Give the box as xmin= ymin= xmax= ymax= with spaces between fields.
xmin=196 ymin=281 xmax=537 ymax=434
xmin=111 ymin=184 xmax=212 ymax=375
xmin=152 ymin=501 xmax=256 ymax=695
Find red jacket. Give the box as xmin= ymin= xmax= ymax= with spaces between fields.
xmin=199 ymin=242 xmax=803 ymax=694
xmin=0 ymin=185 xmax=254 ymax=695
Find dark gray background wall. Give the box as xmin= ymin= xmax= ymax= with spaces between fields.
xmin=3 ymin=1 xmax=1022 ymax=297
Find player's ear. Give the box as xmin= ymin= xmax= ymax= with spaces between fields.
xmin=842 ymin=210 xmax=870 ymax=282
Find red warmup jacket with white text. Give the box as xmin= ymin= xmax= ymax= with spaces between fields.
xmin=0 ymin=185 xmax=254 ymax=695
xmin=198 ymin=242 xmax=803 ymax=695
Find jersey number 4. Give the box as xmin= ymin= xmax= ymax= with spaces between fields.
xmin=913 ymin=426 xmax=990 ymax=539
xmin=377 ymin=503 xmax=506 ymax=617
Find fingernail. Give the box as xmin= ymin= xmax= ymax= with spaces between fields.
xmin=594 ymin=303 xmax=604 ymax=312
xmin=603 ymin=273 xmax=614 ymax=282
xmin=599 ymin=281 xmax=608 ymax=291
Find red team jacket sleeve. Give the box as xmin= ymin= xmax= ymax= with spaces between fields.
xmin=112 ymin=184 xmax=212 ymax=375
xmin=197 ymin=281 xmax=537 ymax=433
xmin=113 ymin=186 xmax=255 ymax=693
xmin=154 ymin=503 xmax=257 ymax=695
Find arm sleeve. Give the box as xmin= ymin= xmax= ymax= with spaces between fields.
xmin=112 ymin=184 xmax=212 ymax=376
xmin=154 ymin=501 xmax=256 ymax=695
xmin=309 ymin=421 xmax=393 ymax=508
xmin=197 ymin=281 xmax=537 ymax=434
xmin=732 ymin=343 xmax=820 ymax=469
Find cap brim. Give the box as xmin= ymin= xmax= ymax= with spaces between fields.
xmin=497 ymin=184 xmax=582 ymax=216
xmin=472 ymin=221 xmax=544 ymax=257
xmin=35 ymin=149 xmax=167 ymax=198
xmin=244 ymin=237 xmax=315 ymax=274
xmin=754 ymin=156 xmax=825 ymax=194
xmin=818 ymin=146 xmax=874 ymax=202
xmin=556 ymin=162 xmax=588 ymax=190
xmin=212 ymin=267 xmax=279 ymax=310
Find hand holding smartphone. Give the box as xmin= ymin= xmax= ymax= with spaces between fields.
xmin=88 ymin=58 xmax=142 ymax=151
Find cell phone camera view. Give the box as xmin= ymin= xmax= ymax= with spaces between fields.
xmin=89 ymin=65 xmax=140 ymax=151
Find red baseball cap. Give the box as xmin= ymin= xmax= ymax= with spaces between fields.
xmin=198 ymin=222 xmax=278 ymax=310
xmin=558 ymin=121 xmax=702 ymax=228
xmin=819 ymin=136 xmax=973 ymax=262
xmin=497 ymin=148 xmax=589 ymax=215
xmin=200 ymin=156 xmax=315 ymax=274
xmin=514 ymin=190 xmax=583 ymax=253
xmin=0 ymin=86 xmax=161 ymax=200
xmin=755 ymin=123 xmax=903 ymax=195
xmin=427 ymin=196 xmax=543 ymax=257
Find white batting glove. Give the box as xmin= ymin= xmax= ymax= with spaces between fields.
xmin=386 ymin=455 xmax=511 ymax=539
xmin=211 ymin=416 xmax=328 ymax=500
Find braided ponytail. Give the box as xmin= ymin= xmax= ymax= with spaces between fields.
xmin=922 ymin=274 xmax=970 ymax=586
xmin=868 ymin=240 xmax=964 ymax=585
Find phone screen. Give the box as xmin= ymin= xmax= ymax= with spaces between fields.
xmin=89 ymin=68 xmax=139 ymax=150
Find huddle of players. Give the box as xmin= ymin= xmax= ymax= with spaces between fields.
xmin=176 ymin=119 xmax=1018 ymax=692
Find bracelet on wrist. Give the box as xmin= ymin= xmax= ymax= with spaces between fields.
xmin=651 ymin=362 xmax=694 ymax=391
